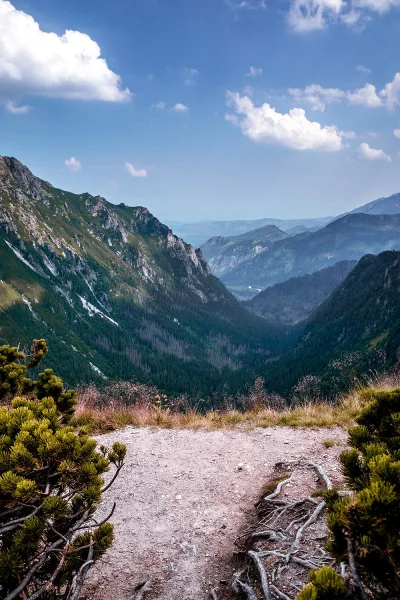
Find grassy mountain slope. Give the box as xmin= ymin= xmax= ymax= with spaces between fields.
xmin=267 ymin=251 xmax=400 ymax=395
xmin=201 ymin=224 xmax=288 ymax=283
xmin=244 ymin=260 xmax=357 ymax=324
xmin=0 ymin=156 xmax=288 ymax=395
xmin=221 ymin=213 xmax=400 ymax=293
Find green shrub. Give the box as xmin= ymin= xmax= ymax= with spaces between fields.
xmin=0 ymin=340 xmax=126 ymax=599
xmin=298 ymin=388 xmax=400 ymax=600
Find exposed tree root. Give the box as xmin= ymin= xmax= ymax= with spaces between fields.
xmin=230 ymin=460 xmax=339 ymax=600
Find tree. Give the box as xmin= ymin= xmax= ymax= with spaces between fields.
xmin=0 ymin=340 xmax=126 ymax=599
xmin=298 ymin=388 xmax=400 ymax=600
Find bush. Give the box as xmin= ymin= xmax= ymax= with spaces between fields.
xmin=0 ymin=340 xmax=126 ymax=599
xmin=298 ymin=388 xmax=400 ymax=600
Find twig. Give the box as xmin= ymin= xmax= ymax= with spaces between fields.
xmin=234 ymin=579 xmax=258 ymax=600
xmin=210 ymin=588 xmax=219 ymax=600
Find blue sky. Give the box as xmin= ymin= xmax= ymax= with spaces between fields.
xmin=1 ymin=0 xmax=400 ymax=222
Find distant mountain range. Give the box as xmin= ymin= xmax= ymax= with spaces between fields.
xmin=0 ymin=156 xmax=288 ymax=396
xmin=268 ymin=251 xmax=400 ymax=396
xmin=167 ymin=216 xmax=333 ymax=247
xmin=346 ymin=192 xmax=400 ymax=216
xmin=201 ymin=224 xmax=288 ymax=279
xmin=244 ymin=260 xmax=357 ymax=325
xmin=218 ymin=213 xmax=400 ymax=296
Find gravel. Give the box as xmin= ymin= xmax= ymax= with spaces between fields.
xmin=83 ymin=426 xmax=347 ymax=600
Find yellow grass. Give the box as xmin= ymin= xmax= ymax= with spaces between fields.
xmin=73 ymin=385 xmax=372 ymax=434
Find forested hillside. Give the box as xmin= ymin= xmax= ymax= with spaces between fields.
xmin=0 ymin=156 xmax=289 ymax=395
xmin=244 ymin=260 xmax=357 ymax=324
xmin=267 ymin=251 xmax=400 ymax=395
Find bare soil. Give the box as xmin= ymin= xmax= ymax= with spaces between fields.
xmin=83 ymin=426 xmax=347 ymax=600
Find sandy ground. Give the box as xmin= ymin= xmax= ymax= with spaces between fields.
xmin=83 ymin=426 xmax=347 ymax=600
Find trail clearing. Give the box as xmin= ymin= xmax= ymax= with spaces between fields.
xmin=84 ymin=426 xmax=347 ymax=600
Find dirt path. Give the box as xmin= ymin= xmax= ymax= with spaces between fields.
xmin=84 ymin=426 xmax=347 ymax=600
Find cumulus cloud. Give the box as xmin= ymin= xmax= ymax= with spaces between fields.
xmin=357 ymin=142 xmax=391 ymax=161
xmin=0 ymin=0 xmax=131 ymax=106
xmin=225 ymin=91 xmax=344 ymax=151
xmin=184 ymin=68 xmax=199 ymax=87
xmin=290 ymin=82 xmax=385 ymax=110
xmin=380 ymin=73 xmax=400 ymax=108
xmin=172 ymin=103 xmax=189 ymax=112
xmin=347 ymin=83 xmax=382 ymax=106
xmin=247 ymin=66 xmax=263 ymax=78
xmin=65 ymin=157 xmax=81 ymax=172
xmin=287 ymin=0 xmax=400 ymax=32
xmin=5 ymin=100 xmax=30 ymax=114
xmin=125 ymin=162 xmax=147 ymax=178
xmin=394 ymin=128 xmax=400 ymax=139
xmin=288 ymin=84 xmax=345 ymax=111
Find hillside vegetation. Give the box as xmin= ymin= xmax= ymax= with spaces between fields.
xmin=0 ymin=156 xmax=289 ymax=395
xmin=244 ymin=260 xmax=357 ymax=324
xmin=268 ymin=251 xmax=400 ymax=396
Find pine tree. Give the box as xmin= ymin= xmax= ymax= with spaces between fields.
xmin=297 ymin=388 xmax=400 ymax=600
xmin=0 ymin=340 xmax=126 ymax=599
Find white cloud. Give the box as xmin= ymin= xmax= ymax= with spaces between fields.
xmin=184 ymin=68 xmax=199 ymax=87
xmin=357 ymin=142 xmax=391 ymax=161
xmin=380 ymin=73 xmax=400 ymax=108
xmin=225 ymin=91 xmax=344 ymax=151
xmin=0 ymin=0 xmax=131 ymax=105
xmin=288 ymin=0 xmax=345 ymax=32
xmin=290 ymin=81 xmax=384 ymax=110
xmin=172 ymin=103 xmax=189 ymax=112
xmin=288 ymin=84 xmax=345 ymax=111
xmin=356 ymin=64 xmax=371 ymax=73
xmin=394 ymin=128 xmax=400 ymax=139
xmin=152 ymin=101 xmax=166 ymax=109
xmin=347 ymin=83 xmax=382 ymax=106
xmin=247 ymin=66 xmax=263 ymax=78
xmin=5 ymin=100 xmax=30 ymax=113
xmin=65 ymin=157 xmax=81 ymax=172
xmin=125 ymin=162 xmax=147 ymax=178
xmin=287 ymin=0 xmax=400 ymax=32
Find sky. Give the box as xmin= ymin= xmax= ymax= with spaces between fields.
xmin=1 ymin=0 xmax=400 ymax=222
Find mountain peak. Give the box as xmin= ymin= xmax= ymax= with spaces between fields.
xmin=0 ymin=155 xmax=52 ymax=201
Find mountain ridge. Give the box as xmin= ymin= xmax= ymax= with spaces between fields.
xmin=0 ymin=156 xmax=287 ymax=396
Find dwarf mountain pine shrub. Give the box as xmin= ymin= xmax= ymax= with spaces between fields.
xmin=298 ymin=388 xmax=400 ymax=600
xmin=0 ymin=340 xmax=126 ymax=599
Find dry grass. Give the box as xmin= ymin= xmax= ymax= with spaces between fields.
xmin=72 ymin=372 xmax=400 ymax=434
xmin=72 ymin=384 xmax=373 ymax=434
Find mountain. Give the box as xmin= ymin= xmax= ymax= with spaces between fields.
xmin=0 ymin=156 xmax=288 ymax=396
xmin=347 ymin=192 xmax=400 ymax=216
xmin=201 ymin=224 xmax=288 ymax=282
xmin=167 ymin=216 xmax=332 ymax=247
xmin=267 ymin=251 xmax=400 ymax=396
xmin=244 ymin=260 xmax=357 ymax=325
xmin=221 ymin=213 xmax=400 ymax=295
